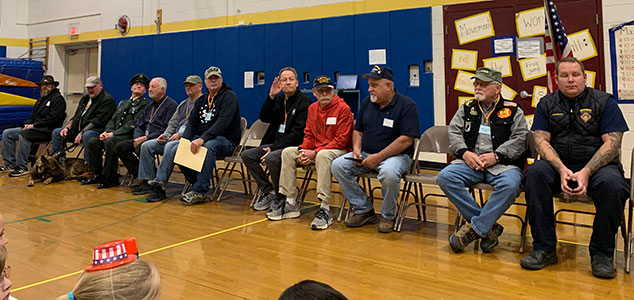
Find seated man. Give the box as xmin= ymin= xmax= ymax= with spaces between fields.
xmin=112 ymin=77 xmax=177 ymax=188
xmin=242 ymin=67 xmax=310 ymax=211
xmin=1 ymin=75 xmax=66 ymax=176
xmin=436 ymin=67 xmax=527 ymax=253
xmin=81 ymin=74 xmax=152 ymax=188
xmin=147 ymin=66 xmax=241 ymax=205
xmin=131 ymin=75 xmax=202 ymax=195
xmin=521 ymin=57 xmax=629 ymax=279
xmin=268 ymin=75 xmax=353 ymax=229
xmin=331 ymin=65 xmax=420 ymax=233
xmin=51 ymin=76 xmax=116 ymax=161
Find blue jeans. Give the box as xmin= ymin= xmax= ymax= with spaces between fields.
xmin=436 ymin=163 xmax=522 ymax=237
xmin=150 ymin=140 xmax=180 ymax=186
xmin=51 ymin=127 xmax=99 ymax=161
xmin=180 ymin=136 xmax=235 ymax=193
xmin=1 ymin=127 xmax=32 ymax=169
xmin=138 ymin=139 xmax=166 ymax=181
xmin=331 ymin=152 xmax=411 ymax=220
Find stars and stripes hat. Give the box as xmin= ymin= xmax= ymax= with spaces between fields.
xmin=85 ymin=237 xmax=139 ymax=272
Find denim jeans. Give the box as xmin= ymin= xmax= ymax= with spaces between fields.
xmin=330 ymin=152 xmax=411 ymax=220
xmin=1 ymin=127 xmax=32 ymax=169
xmin=138 ymin=139 xmax=166 ymax=181
xmin=150 ymin=140 xmax=180 ymax=186
xmin=180 ymin=136 xmax=235 ymax=193
xmin=51 ymin=127 xmax=99 ymax=161
xmin=436 ymin=163 xmax=522 ymax=237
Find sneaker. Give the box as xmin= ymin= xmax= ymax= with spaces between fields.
xmin=146 ymin=183 xmax=166 ymax=202
xmin=8 ymin=167 xmax=28 ymax=177
xmin=266 ymin=197 xmax=285 ymax=220
xmin=520 ymin=250 xmax=558 ymax=270
xmin=0 ymin=166 xmax=14 ymax=173
xmin=377 ymin=215 xmax=395 ymax=233
xmin=480 ymin=223 xmax=504 ymax=253
xmin=132 ymin=183 xmax=153 ymax=195
xmin=345 ymin=210 xmax=377 ymax=228
xmin=253 ymin=193 xmax=277 ymax=211
xmin=129 ymin=178 xmax=146 ymax=189
xmin=311 ymin=208 xmax=334 ymax=230
xmin=591 ymin=255 xmax=616 ymax=279
xmin=448 ymin=223 xmax=480 ymax=253
xmin=181 ymin=191 xmax=208 ymax=206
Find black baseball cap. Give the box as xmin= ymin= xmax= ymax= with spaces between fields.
xmin=362 ymin=65 xmax=394 ymax=81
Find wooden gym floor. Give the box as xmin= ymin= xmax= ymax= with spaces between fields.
xmin=1 ymin=162 xmax=633 ymax=299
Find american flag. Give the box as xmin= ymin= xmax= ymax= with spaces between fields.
xmin=544 ymin=0 xmax=574 ymax=92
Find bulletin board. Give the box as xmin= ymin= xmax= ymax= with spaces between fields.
xmin=609 ymin=21 xmax=634 ymax=103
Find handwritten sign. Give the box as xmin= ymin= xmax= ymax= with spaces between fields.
xmin=458 ymin=96 xmax=473 ymax=107
xmin=525 ymin=114 xmax=534 ymax=130
xmin=483 ymin=56 xmax=512 ymax=77
xmin=585 ymin=70 xmax=596 ymax=88
xmin=515 ymin=7 xmax=545 ymax=38
xmin=532 ymin=85 xmax=548 ymax=107
xmin=455 ymin=11 xmax=495 ymax=45
xmin=454 ymin=70 xmax=475 ymax=94
xmin=451 ymin=49 xmax=478 ymax=70
xmin=519 ymin=54 xmax=546 ymax=81
xmin=501 ymin=84 xmax=517 ymax=101
xmin=568 ymin=29 xmax=598 ymax=61
xmin=613 ymin=25 xmax=634 ymax=99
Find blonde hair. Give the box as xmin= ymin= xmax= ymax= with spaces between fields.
xmin=55 ymin=259 xmax=160 ymax=300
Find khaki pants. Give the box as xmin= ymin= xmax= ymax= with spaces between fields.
xmin=278 ymin=147 xmax=346 ymax=206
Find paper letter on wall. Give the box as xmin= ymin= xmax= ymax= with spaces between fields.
xmin=515 ymin=7 xmax=545 ymax=38
xmin=455 ymin=11 xmax=495 ymax=45
xmin=451 ymin=49 xmax=478 ymax=71
xmin=483 ymin=56 xmax=512 ymax=77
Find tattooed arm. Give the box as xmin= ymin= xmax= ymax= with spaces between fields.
xmin=571 ymin=131 xmax=624 ymax=196
xmin=534 ymin=130 xmax=577 ymax=195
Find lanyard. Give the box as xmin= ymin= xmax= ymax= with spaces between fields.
xmin=207 ymin=92 xmax=216 ymax=113
xmin=185 ymin=98 xmax=196 ymax=120
xmin=477 ymin=95 xmax=500 ymax=124
xmin=149 ymin=96 xmax=168 ymax=123
xmin=283 ymin=98 xmax=288 ymax=124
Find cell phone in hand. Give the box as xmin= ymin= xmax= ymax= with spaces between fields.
xmin=345 ymin=157 xmax=364 ymax=163
xmin=567 ymin=180 xmax=578 ymax=189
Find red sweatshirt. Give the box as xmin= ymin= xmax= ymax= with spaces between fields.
xmin=299 ymin=94 xmax=353 ymax=152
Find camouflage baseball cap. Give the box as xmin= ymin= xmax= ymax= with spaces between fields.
xmin=471 ymin=67 xmax=502 ymax=83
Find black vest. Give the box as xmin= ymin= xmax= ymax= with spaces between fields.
xmin=540 ymin=88 xmax=610 ymax=165
xmin=462 ymin=98 xmax=525 ymax=168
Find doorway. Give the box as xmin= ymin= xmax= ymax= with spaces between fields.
xmin=64 ymin=44 xmax=99 ymax=117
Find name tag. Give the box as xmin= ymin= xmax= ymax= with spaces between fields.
xmin=383 ymin=118 xmax=394 ymax=128
xmin=326 ymin=117 xmax=337 ymax=125
xmin=46 ymin=101 xmax=51 ymax=107
xmin=178 ymin=125 xmax=186 ymax=134
xmin=204 ymin=113 xmax=212 ymax=121
xmin=145 ymin=129 xmax=150 ymax=136
xmin=278 ymin=124 xmax=286 ymax=133
xmin=479 ymin=125 xmax=491 ymax=135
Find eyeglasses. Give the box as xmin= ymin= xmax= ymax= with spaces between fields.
xmin=473 ymin=81 xmax=494 ymax=88
xmin=1 ymin=266 xmax=10 ymax=280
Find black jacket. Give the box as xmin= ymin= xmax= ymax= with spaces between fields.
xmin=183 ymin=83 xmax=242 ymax=146
xmin=70 ymin=90 xmax=116 ymax=135
xmin=19 ymin=88 xmax=67 ymax=142
xmin=259 ymin=89 xmax=310 ymax=150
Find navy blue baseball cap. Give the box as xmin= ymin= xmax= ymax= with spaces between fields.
xmin=362 ymin=65 xmax=394 ymax=81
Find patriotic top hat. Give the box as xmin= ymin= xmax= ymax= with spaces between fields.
xmin=85 ymin=237 xmax=139 ymax=272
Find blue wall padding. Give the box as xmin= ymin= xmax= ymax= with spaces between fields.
xmin=0 ymin=105 xmax=34 ymax=138
xmin=101 ymin=7 xmax=433 ymax=131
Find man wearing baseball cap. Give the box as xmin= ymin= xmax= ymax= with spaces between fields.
xmin=1 ymin=75 xmax=66 ymax=176
xmin=331 ymin=65 xmax=420 ymax=233
xmin=131 ymin=75 xmax=203 ymax=198
xmin=81 ymin=74 xmax=153 ymax=187
xmin=51 ymin=76 xmax=116 ymax=163
xmin=436 ymin=67 xmax=528 ymax=253
xmin=268 ymin=75 xmax=354 ymax=229
xmin=244 ymin=67 xmax=310 ymax=211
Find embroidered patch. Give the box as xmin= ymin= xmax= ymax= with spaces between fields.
xmin=469 ymin=107 xmax=478 ymax=115
xmin=580 ymin=108 xmax=592 ymax=112
xmin=551 ymin=112 xmax=564 ymax=116
xmin=580 ymin=111 xmax=592 ymax=122
xmin=497 ymin=108 xmax=512 ymax=119
xmin=504 ymin=101 xmax=517 ymax=107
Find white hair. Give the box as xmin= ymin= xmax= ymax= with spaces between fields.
xmin=152 ymin=77 xmax=167 ymax=90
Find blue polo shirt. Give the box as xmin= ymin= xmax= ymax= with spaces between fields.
xmin=355 ymin=92 xmax=420 ymax=156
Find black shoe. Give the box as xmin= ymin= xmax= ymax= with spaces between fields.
xmin=81 ymin=174 xmax=102 ymax=185
xmin=147 ymin=183 xmax=166 ymax=202
xmin=129 ymin=178 xmax=146 ymax=189
xmin=97 ymin=177 xmax=120 ymax=189
xmin=480 ymin=223 xmax=504 ymax=253
xmin=131 ymin=183 xmax=153 ymax=195
xmin=8 ymin=167 xmax=28 ymax=177
xmin=591 ymin=255 xmax=616 ymax=279
xmin=520 ymin=250 xmax=558 ymax=270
